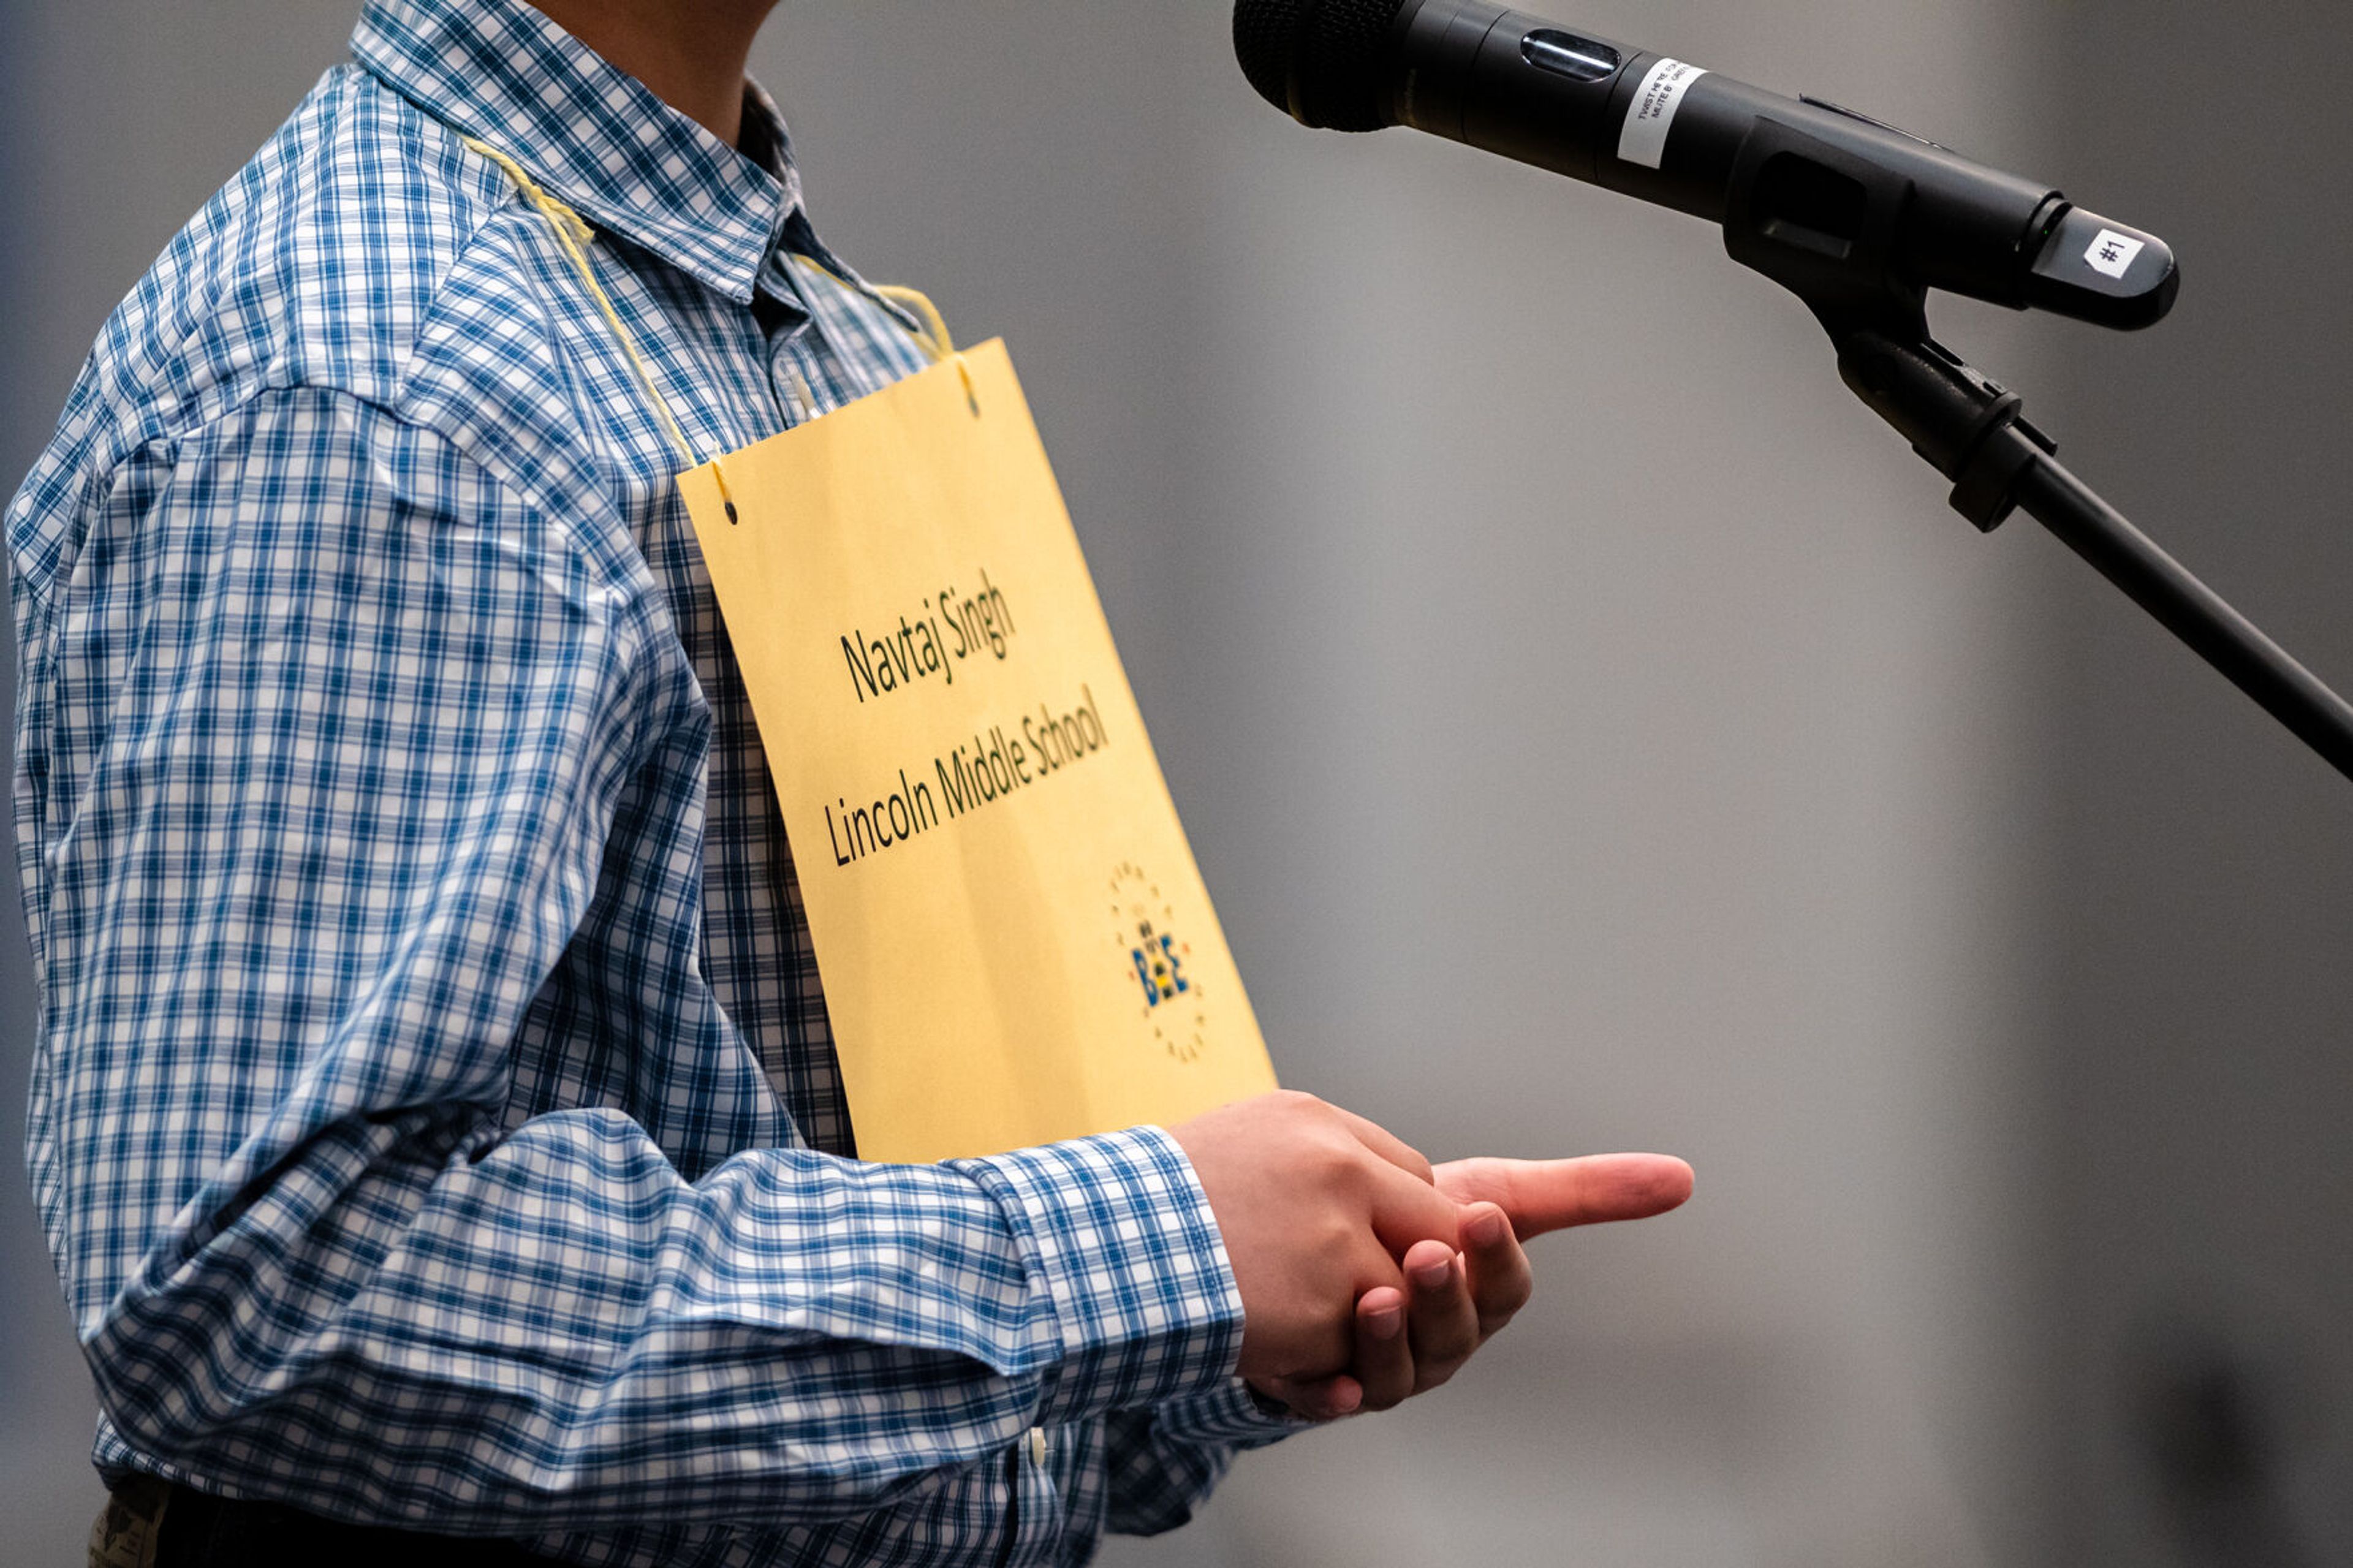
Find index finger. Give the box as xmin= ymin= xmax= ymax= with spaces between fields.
xmin=1366 ymin=1161 xmax=1466 ymax=1257
xmin=1433 ymin=1154 xmax=1694 ymax=1239
xmin=1328 ymin=1107 xmax=1435 ymax=1185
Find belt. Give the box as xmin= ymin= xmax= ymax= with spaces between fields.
xmin=91 ymin=1476 xmax=567 ymax=1568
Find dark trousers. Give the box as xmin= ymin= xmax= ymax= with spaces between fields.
xmin=95 ymin=1480 xmax=566 ymax=1568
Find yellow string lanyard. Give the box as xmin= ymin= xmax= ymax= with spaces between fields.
xmin=794 ymin=254 xmax=979 ymax=412
xmin=460 ymin=135 xmax=968 ymax=520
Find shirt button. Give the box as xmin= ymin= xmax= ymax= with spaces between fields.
xmin=1027 ymin=1426 xmax=1049 ymax=1466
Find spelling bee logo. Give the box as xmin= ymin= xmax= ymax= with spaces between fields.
xmin=1110 ymin=861 xmax=1205 ymax=1064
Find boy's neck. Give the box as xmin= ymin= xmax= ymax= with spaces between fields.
xmin=528 ymin=1 xmax=780 ymax=146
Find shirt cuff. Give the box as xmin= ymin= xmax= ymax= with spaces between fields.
xmin=954 ymin=1126 xmax=1245 ymax=1426
xmin=1150 ymin=1377 xmax=1319 ymax=1450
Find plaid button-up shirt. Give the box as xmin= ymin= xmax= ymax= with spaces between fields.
xmin=7 ymin=2 xmax=1294 ymax=1562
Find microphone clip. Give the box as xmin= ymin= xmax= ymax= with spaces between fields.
xmin=1720 ymin=115 xmax=2059 ymax=533
xmin=1722 ymin=114 xmax=1939 ymax=344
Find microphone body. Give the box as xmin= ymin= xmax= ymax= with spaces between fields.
xmin=1243 ymin=0 xmax=2176 ymax=330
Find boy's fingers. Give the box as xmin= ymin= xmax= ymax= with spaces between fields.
xmin=1403 ymin=1240 xmax=1480 ymax=1393
xmin=1460 ymin=1202 xmax=1534 ymax=1336
xmin=1433 ymin=1154 xmax=1694 ymax=1240
xmin=1351 ymin=1287 xmax=1415 ymax=1412
xmin=1328 ymin=1107 xmax=1436 ymax=1184
xmin=1368 ymin=1163 xmax=1468 ymax=1257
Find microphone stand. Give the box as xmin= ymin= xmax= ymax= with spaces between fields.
xmin=1825 ymin=328 xmax=2353 ymax=782
xmin=1719 ymin=129 xmax=2353 ymax=784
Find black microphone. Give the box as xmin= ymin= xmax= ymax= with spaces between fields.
xmin=1233 ymin=0 xmax=2177 ymax=330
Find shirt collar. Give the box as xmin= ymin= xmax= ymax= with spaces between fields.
xmin=353 ymin=0 xmax=795 ymax=305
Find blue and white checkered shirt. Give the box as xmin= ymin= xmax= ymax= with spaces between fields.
xmin=7 ymin=2 xmax=1296 ymax=1561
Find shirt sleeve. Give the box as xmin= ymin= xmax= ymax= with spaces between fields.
xmin=20 ymin=387 xmax=1246 ymax=1534
xmin=1101 ymin=1381 xmax=1313 ymax=1538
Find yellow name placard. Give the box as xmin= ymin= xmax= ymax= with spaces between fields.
xmin=678 ymin=341 xmax=1277 ymax=1164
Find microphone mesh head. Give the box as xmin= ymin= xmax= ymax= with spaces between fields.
xmin=1232 ymin=0 xmax=1406 ymax=132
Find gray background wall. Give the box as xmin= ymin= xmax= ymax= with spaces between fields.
xmin=1 ymin=4 xmax=2343 ymax=1566
xmin=2029 ymin=6 xmax=2353 ymax=1562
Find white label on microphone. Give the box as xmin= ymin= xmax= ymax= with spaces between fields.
xmin=1618 ymin=58 xmax=1708 ymax=170
xmin=2085 ymin=228 xmax=2145 ymax=280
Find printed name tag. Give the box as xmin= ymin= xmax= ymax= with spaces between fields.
xmin=679 ymin=342 xmax=1278 ymax=1162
